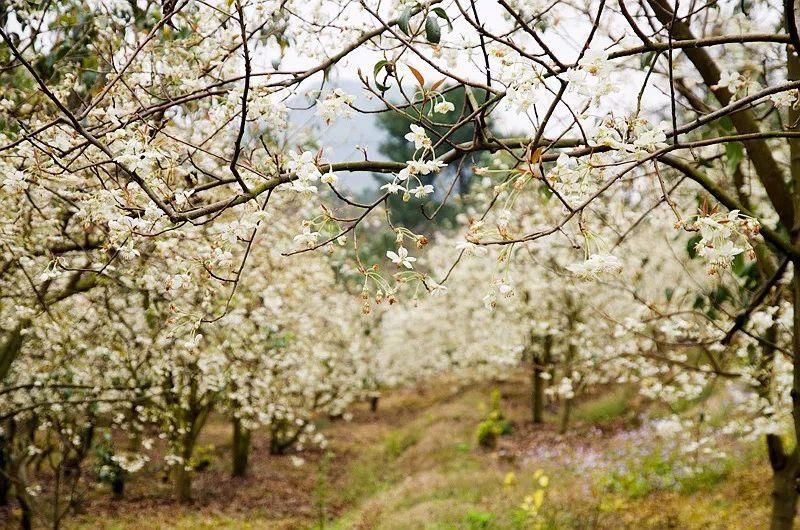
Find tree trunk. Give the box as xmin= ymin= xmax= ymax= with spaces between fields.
xmin=269 ymin=434 xmax=286 ymax=455
xmin=769 ymin=262 xmax=800 ymax=529
xmin=559 ymin=397 xmax=572 ymax=435
xmin=771 ymin=464 xmax=798 ymax=530
xmin=170 ymin=391 xmax=211 ymax=502
xmin=173 ymin=464 xmax=192 ymax=503
xmin=111 ymin=475 xmax=125 ymax=499
xmin=231 ymin=417 xmax=250 ymax=478
xmin=768 ymin=434 xmax=799 ymax=530
xmin=269 ymin=420 xmax=304 ymax=455
xmin=0 ymin=433 xmax=9 ymax=507
xmin=559 ymin=309 xmax=577 ymax=435
xmin=531 ymin=335 xmax=551 ymax=424
xmin=369 ymin=395 xmax=379 ymax=413
xmin=531 ymin=364 xmax=544 ymax=424
xmin=788 ymin=36 xmax=800 ymax=221
xmin=173 ymin=426 xmax=198 ymax=503
xmin=17 ymin=491 xmax=32 ymax=530
xmin=768 ymin=34 xmax=800 ymax=530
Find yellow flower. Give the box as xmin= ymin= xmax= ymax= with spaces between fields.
xmin=533 ymin=489 xmax=545 ymax=509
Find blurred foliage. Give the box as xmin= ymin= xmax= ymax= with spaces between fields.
xmin=601 ymin=452 xmax=731 ymax=498
xmin=376 ymin=86 xmax=488 ymax=165
xmin=475 ymin=389 xmax=512 ymax=449
xmin=355 ymin=86 xmax=496 ymax=265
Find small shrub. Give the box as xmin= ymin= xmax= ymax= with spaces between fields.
xmin=189 ymin=444 xmax=215 ymax=472
xmin=476 ymin=389 xmax=513 ymax=449
xmin=454 ymin=441 xmax=471 ymax=453
xmin=465 ymin=509 xmax=494 ymax=529
xmin=95 ymin=435 xmax=126 ymax=497
xmin=383 ymin=430 xmax=419 ymax=458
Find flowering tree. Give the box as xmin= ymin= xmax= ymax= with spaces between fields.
xmin=6 ymin=0 xmax=800 ymax=527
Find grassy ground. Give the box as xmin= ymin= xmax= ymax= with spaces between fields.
xmin=55 ymin=375 xmax=773 ymax=529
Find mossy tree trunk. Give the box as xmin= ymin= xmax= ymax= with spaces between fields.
xmin=269 ymin=420 xmax=305 ymax=455
xmin=768 ymin=260 xmax=800 ymax=530
xmin=767 ymin=35 xmax=800 ymax=529
xmin=17 ymin=491 xmax=32 ymax=530
xmin=768 ymin=433 xmax=799 ymax=530
xmin=531 ymin=335 xmax=551 ymax=424
xmin=559 ymin=398 xmax=573 ymax=435
xmin=231 ymin=417 xmax=251 ymax=478
xmin=172 ymin=463 xmax=192 ymax=504
xmin=171 ymin=389 xmax=211 ymax=503
xmin=559 ymin=306 xmax=578 ymax=435
xmin=0 ymin=424 xmax=11 ymax=507
xmin=173 ymin=415 xmax=205 ymax=504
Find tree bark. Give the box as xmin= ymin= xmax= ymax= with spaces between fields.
xmin=559 ymin=397 xmax=572 ymax=435
xmin=231 ymin=417 xmax=250 ymax=478
xmin=111 ymin=475 xmax=125 ymax=499
xmin=772 ymin=465 xmax=799 ymax=530
xmin=531 ymin=364 xmax=544 ymax=424
xmin=768 ymin=434 xmax=799 ymax=530
xmin=17 ymin=491 xmax=32 ymax=530
xmin=788 ymin=41 xmax=800 ymax=219
xmin=173 ymin=464 xmax=192 ymax=503
xmin=173 ymin=418 xmax=201 ymax=502
xmin=769 ymin=262 xmax=800 ymax=529
xmin=559 ymin=306 xmax=578 ymax=435
xmin=0 ymin=432 xmax=9 ymax=507
xmin=531 ymin=335 xmax=551 ymax=424
xmin=768 ymin=33 xmax=800 ymax=530
xmin=269 ymin=420 xmax=304 ymax=455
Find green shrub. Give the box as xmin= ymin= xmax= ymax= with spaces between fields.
xmin=383 ymin=430 xmax=420 ymax=458
xmin=94 ymin=433 xmax=126 ymax=496
xmin=465 ymin=509 xmax=494 ymax=529
xmin=476 ymin=389 xmax=512 ymax=449
xmin=189 ymin=443 xmax=215 ymax=471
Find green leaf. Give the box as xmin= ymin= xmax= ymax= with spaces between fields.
xmin=686 ymin=234 xmax=702 ymax=259
xmin=373 ymin=60 xmax=393 ymax=93
xmin=640 ymin=51 xmax=655 ymax=69
xmin=731 ymin=252 xmax=746 ymax=276
xmin=537 ymin=182 xmax=553 ymax=202
xmin=398 ymin=8 xmax=412 ymax=35
xmin=431 ymin=7 xmax=453 ymax=30
xmin=373 ymin=59 xmax=390 ymax=78
xmin=719 ymin=116 xmax=734 ymax=133
xmin=425 ymin=15 xmax=441 ymax=44
xmin=725 ymin=141 xmax=744 ymax=172
xmin=692 ymin=295 xmax=705 ymax=310
xmin=711 ymin=285 xmax=732 ymax=306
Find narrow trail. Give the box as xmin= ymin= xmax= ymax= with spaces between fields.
xmin=69 ymin=376 xmax=771 ymax=529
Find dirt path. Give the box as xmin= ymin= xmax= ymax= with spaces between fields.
xmin=62 ymin=376 xmax=772 ymax=529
